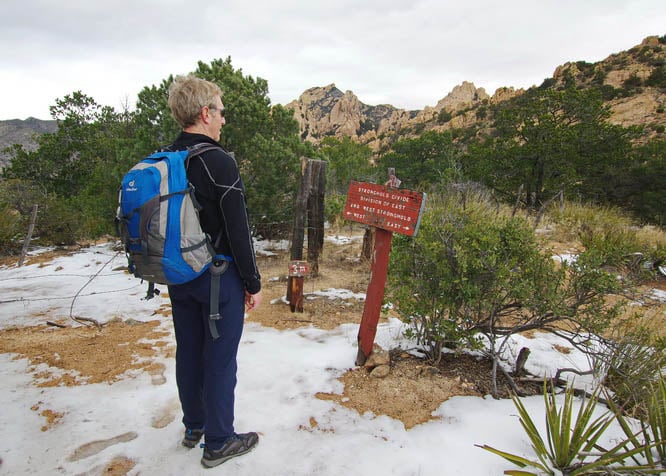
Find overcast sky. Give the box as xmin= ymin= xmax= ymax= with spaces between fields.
xmin=1 ymin=0 xmax=664 ymax=121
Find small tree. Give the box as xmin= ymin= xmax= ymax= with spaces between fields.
xmin=388 ymin=187 xmax=623 ymax=396
xmin=464 ymin=86 xmax=635 ymax=209
xmin=378 ymin=130 xmax=462 ymax=190
xmin=315 ymin=136 xmax=373 ymax=228
xmin=316 ymin=136 xmax=373 ymax=195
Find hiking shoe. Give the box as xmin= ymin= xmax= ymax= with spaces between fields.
xmin=201 ymin=432 xmax=259 ymax=468
xmin=182 ymin=428 xmax=204 ymax=448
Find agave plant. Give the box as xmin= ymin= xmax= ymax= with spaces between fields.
xmin=477 ymin=382 xmax=659 ymax=475
xmin=608 ymin=377 xmax=666 ymax=471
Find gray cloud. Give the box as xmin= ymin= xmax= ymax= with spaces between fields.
xmin=1 ymin=0 xmax=664 ymax=119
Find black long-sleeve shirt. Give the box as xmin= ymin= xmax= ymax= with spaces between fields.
xmin=171 ymin=132 xmax=261 ymax=294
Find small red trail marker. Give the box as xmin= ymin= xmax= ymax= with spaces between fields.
xmin=343 ymin=177 xmax=426 ymax=365
xmin=288 ymin=261 xmax=310 ymax=312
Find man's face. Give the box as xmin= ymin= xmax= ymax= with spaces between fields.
xmin=208 ymin=96 xmax=226 ymax=141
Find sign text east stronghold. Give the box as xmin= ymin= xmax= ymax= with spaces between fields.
xmin=342 ymin=181 xmax=426 ymax=237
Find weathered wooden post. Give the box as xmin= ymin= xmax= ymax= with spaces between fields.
xmin=307 ymin=160 xmax=326 ymax=276
xmin=288 ymin=158 xmax=326 ymax=312
xmin=18 ymin=204 xmax=39 ymax=267
xmin=342 ymin=176 xmax=426 ymax=365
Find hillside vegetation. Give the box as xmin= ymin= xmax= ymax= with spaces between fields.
xmin=0 ymin=36 xmax=664 ymax=253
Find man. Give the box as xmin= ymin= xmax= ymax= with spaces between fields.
xmin=166 ymin=75 xmax=261 ymax=468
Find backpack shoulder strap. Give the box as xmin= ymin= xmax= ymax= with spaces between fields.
xmin=184 ymin=142 xmax=224 ymax=170
xmin=156 ymin=144 xmax=175 ymax=153
xmin=187 ymin=142 xmax=224 ymax=156
xmin=153 ymin=142 xmax=221 ymax=157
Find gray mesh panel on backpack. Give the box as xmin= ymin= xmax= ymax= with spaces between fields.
xmin=180 ymin=192 xmax=211 ymax=273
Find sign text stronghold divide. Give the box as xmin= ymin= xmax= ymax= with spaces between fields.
xmin=342 ymin=181 xmax=425 ymax=237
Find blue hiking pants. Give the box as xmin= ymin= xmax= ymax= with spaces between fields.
xmin=168 ymin=263 xmax=245 ymax=450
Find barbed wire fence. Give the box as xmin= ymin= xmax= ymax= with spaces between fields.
xmin=0 ymin=249 xmax=143 ymax=330
xmin=1 ymin=212 xmax=369 ymax=329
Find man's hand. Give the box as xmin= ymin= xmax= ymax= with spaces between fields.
xmin=245 ymin=290 xmax=262 ymax=311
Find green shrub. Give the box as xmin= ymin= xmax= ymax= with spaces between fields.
xmin=359 ymin=118 xmax=375 ymax=134
xmin=591 ymin=68 xmax=607 ymax=85
xmin=36 ymin=197 xmax=83 ymax=246
xmin=69 ymin=190 xmax=117 ymax=238
xmin=389 ymin=190 xmax=626 ymax=395
xmin=475 ymin=106 xmax=487 ymax=120
xmin=598 ymin=84 xmax=619 ymax=100
xmin=645 ymin=66 xmax=666 ymax=88
xmin=437 ymin=109 xmax=453 ymax=124
xmin=622 ymin=74 xmax=644 ymax=90
xmin=539 ymin=77 xmax=556 ymax=89
xmin=637 ymin=45 xmax=656 ymax=64
xmin=0 ymin=205 xmax=24 ymax=255
xmin=388 ymin=189 xmax=511 ymax=362
xmin=0 ymin=179 xmax=50 ymax=256
xmin=324 ymin=192 xmax=348 ymax=228
xmin=0 ymin=179 xmax=47 ymax=216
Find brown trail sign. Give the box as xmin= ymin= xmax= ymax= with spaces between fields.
xmin=343 ymin=179 xmax=426 ymax=365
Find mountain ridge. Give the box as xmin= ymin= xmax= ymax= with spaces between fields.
xmin=286 ymin=35 xmax=666 ymax=151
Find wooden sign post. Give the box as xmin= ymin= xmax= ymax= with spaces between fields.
xmin=343 ymin=179 xmax=426 ymax=365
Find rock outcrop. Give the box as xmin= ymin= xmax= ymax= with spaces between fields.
xmin=286 ymin=35 xmax=666 ymax=149
xmin=286 ymin=81 xmax=491 ymax=151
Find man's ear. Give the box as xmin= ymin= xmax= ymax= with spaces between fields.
xmin=200 ymin=106 xmax=212 ymax=125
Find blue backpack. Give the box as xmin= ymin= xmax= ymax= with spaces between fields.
xmin=116 ymin=143 xmax=229 ymax=338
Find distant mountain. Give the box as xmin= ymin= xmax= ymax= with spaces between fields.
xmin=0 ymin=118 xmax=57 ymax=169
xmin=287 ymin=35 xmax=666 ymax=152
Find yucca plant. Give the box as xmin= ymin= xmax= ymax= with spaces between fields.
xmin=477 ymin=382 xmax=658 ymax=475
xmin=646 ymin=379 xmax=666 ymax=468
xmin=599 ymin=333 xmax=666 ymax=419
xmin=609 ymin=377 xmax=666 ymax=471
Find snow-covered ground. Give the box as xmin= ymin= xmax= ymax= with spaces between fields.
xmin=0 ymin=243 xmax=640 ymax=475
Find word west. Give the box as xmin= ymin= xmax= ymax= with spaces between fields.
xmin=343 ymin=181 xmax=426 ymax=237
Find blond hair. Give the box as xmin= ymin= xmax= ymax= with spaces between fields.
xmin=168 ymin=75 xmax=223 ymax=128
